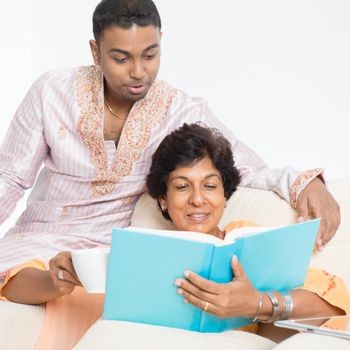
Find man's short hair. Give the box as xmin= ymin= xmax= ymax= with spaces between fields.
xmin=93 ymin=0 xmax=161 ymax=43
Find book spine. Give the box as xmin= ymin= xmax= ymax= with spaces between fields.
xmin=190 ymin=244 xmax=216 ymax=331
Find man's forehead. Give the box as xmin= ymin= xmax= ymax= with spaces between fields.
xmin=99 ymin=24 xmax=161 ymax=50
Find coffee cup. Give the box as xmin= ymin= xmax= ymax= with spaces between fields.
xmin=71 ymin=247 xmax=110 ymax=293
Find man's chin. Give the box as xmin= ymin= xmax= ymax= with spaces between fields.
xmin=125 ymin=90 xmax=149 ymax=102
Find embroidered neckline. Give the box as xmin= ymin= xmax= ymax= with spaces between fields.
xmin=75 ymin=65 xmax=177 ymax=197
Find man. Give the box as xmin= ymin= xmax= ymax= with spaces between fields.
xmin=0 ymin=0 xmax=339 ymax=279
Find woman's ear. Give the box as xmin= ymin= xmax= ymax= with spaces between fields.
xmin=89 ymin=39 xmax=100 ymax=65
xmin=158 ymin=197 xmax=167 ymax=211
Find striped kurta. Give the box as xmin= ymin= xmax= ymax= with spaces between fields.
xmin=0 ymin=65 xmax=322 ymax=278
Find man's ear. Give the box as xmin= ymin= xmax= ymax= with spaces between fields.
xmin=89 ymin=39 xmax=100 ymax=65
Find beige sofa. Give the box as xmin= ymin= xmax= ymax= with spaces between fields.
xmin=1 ymin=181 xmax=349 ymax=349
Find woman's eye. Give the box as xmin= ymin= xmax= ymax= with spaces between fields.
xmin=144 ymin=54 xmax=155 ymax=60
xmin=175 ymin=184 xmax=188 ymax=191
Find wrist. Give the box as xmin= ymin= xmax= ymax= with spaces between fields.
xmin=47 ymin=271 xmax=67 ymax=299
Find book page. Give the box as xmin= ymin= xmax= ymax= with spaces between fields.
xmin=223 ymin=226 xmax=276 ymax=243
xmin=127 ymin=226 xmax=226 ymax=245
xmin=127 ymin=225 xmax=285 ymax=246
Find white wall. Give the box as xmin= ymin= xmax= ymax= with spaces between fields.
xmin=1 ymin=0 xmax=349 ymax=233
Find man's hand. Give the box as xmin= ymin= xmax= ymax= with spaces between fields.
xmin=296 ymin=177 xmax=340 ymax=251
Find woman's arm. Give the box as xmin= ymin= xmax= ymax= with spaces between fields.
xmin=1 ymin=252 xmax=81 ymax=305
xmin=176 ymin=256 xmax=346 ymax=321
xmin=257 ymin=289 xmax=343 ymax=322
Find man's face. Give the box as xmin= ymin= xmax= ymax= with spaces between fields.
xmin=90 ymin=25 xmax=161 ymax=104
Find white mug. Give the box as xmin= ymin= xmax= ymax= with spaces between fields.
xmin=71 ymin=247 xmax=110 ymax=293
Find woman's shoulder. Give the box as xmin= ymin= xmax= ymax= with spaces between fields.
xmin=225 ymin=220 xmax=260 ymax=233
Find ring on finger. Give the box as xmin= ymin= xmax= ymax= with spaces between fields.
xmin=57 ymin=269 xmax=64 ymax=281
xmin=203 ymin=301 xmax=210 ymax=311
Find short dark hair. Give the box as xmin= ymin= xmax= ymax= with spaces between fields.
xmin=146 ymin=123 xmax=241 ymax=220
xmin=93 ymin=0 xmax=161 ymax=42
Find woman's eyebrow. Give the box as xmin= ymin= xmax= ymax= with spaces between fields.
xmin=170 ymin=173 xmax=220 ymax=181
xmin=205 ymin=173 xmax=221 ymax=179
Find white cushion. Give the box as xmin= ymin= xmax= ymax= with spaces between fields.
xmin=0 ymin=302 xmax=45 ymax=350
xmin=74 ymin=320 xmax=275 ymax=350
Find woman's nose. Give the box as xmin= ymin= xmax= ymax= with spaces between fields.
xmin=189 ymin=189 xmax=206 ymax=206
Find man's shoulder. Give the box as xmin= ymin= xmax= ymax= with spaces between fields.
xmin=154 ymin=80 xmax=206 ymax=104
xmin=32 ymin=66 xmax=101 ymax=96
xmin=30 ymin=66 xmax=80 ymax=93
xmin=37 ymin=66 xmax=79 ymax=84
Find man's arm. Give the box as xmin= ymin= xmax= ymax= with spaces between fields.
xmin=165 ymin=92 xmax=340 ymax=247
xmin=0 ymin=76 xmax=48 ymax=225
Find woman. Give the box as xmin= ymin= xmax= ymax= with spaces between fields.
xmin=0 ymin=124 xmax=349 ymax=348
xmin=146 ymin=123 xmax=350 ymax=329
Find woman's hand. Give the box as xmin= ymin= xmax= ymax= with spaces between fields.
xmin=48 ymin=251 xmax=82 ymax=297
xmin=296 ymin=177 xmax=340 ymax=251
xmin=175 ymin=256 xmax=260 ymax=318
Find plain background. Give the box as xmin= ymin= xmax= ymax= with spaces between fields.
xmin=0 ymin=0 xmax=349 ymax=234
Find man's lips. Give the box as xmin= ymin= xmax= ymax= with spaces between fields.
xmin=127 ymin=84 xmax=146 ymax=95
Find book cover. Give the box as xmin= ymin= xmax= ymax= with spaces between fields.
xmin=103 ymin=219 xmax=320 ymax=332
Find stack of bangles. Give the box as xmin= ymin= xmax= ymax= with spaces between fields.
xmin=252 ymin=291 xmax=294 ymax=323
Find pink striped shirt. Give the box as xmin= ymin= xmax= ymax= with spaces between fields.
xmin=0 ymin=65 xmax=320 ymax=277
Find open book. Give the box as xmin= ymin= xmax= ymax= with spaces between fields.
xmin=103 ymin=219 xmax=320 ymax=332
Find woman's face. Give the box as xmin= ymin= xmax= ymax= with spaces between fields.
xmin=159 ymin=157 xmax=226 ymax=236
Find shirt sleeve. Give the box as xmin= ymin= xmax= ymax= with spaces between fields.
xmin=299 ymin=267 xmax=350 ymax=315
xmin=0 ymin=75 xmax=48 ymax=225
xmin=167 ymin=92 xmax=323 ymax=205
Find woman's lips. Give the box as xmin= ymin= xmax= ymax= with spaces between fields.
xmin=127 ymin=85 xmax=146 ymax=95
xmin=187 ymin=212 xmax=210 ymax=222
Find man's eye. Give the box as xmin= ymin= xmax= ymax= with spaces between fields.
xmin=114 ymin=57 xmax=127 ymax=63
xmin=144 ymin=54 xmax=155 ymax=60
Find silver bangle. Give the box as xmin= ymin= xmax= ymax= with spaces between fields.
xmin=260 ymin=291 xmax=280 ymax=323
xmin=280 ymin=291 xmax=294 ymax=320
xmin=252 ymin=292 xmax=263 ymax=323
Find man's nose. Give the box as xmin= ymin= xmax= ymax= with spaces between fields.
xmin=130 ymin=60 xmax=145 ymax=80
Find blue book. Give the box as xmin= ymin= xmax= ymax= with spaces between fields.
xmin=103 ymin=219 xmax=320 ymax=332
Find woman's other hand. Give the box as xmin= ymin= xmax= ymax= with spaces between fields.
xmin=297 ymin=177 xmax=340 ymax=251
xmin=49 ymin=251 xmax=82 ymax=296
xmin=175 ymin=256 xmax=260 ymax=318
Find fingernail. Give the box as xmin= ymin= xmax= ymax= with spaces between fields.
xmin=297 ymin=216 xmax=305 ymax=222
xmin=184 ymin=298 xmax=189 ymax=303
xmin=232 ymin=255 xmax=238 ymax=263
xmin=184 ymin=270 xmax=190 ymax=278
xmin=177 ymin=288 xmax=183 ymax=295
xmin=174 ymin=279 xmax=181 ymax=287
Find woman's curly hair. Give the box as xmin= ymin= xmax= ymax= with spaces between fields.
xmin=146 ymin=123 xmax=241 ymax=220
